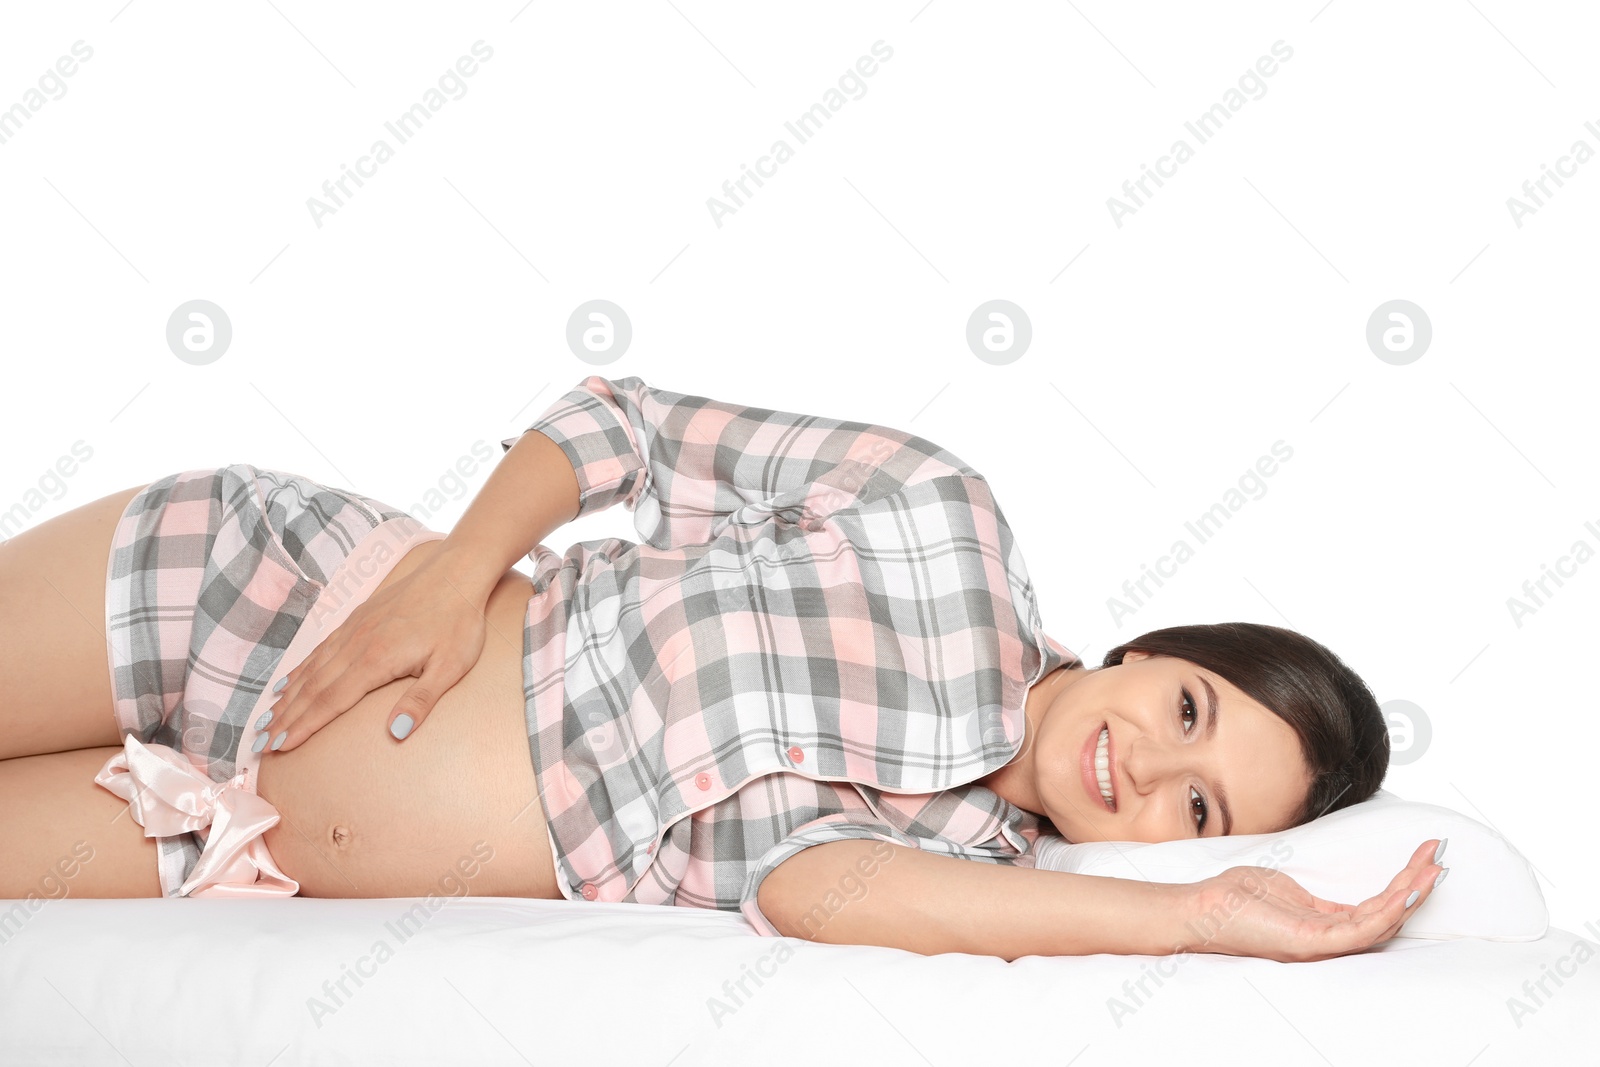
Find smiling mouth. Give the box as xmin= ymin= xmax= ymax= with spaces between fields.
xmin=1095 ymin=725 xmax=1116 ymax=810
xmin=1081 ymin=722 xmax=1117 ymax=813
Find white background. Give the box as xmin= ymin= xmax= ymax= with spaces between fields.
xmin=1 ymin=0 xmax=1594 ymax=946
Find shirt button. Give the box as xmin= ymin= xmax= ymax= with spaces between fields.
xmin=580 ymin=883 xmax=598 ymax=900
xmin=787 ymin=745 xmax=805 ymax=763
xmin=695 ymin=772 xmax=712 ymax=790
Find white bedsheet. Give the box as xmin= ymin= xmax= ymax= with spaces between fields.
xmin=2 ymin=895 xmax=1594 ymax=1065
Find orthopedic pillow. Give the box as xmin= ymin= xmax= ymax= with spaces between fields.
xmin=1029 ymin=789 xmax=1548 ymax=941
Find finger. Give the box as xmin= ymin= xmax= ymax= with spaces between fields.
xmin=384 ymin=655 xmax=465 ymax=741
xmin=262 ymin=651 xmax=329 ymax=739
xmin=1372 ymin=877 xmax=1437 ymax=946
xmin=1353 ymin=860 xmax=1447 ymax=950
xmin=1339 ymin=840 xmax=1438 ymax=923
xmin=1389 ymin=839 xmax=1439 ymax=885
xmin=265 ymin=637 xmax=338 ymax=725
xmin=269 ymin=610 xmax=372 ymax=721
xmin=1254 ymin=837 xmax=1440 ymax=919
xmin=266 ymin=644 xmax=405 ymax=754
xmin=1309 ymin=884 xmax=1422 ymax=959
xmin=254 ymin=653 xmax=313 ymax=741
xmin=1332 ymin=888 xmax=1412 ymax=955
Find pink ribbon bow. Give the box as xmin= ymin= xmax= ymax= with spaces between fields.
xmin=95 ymin=734 xmax=300 ymax=898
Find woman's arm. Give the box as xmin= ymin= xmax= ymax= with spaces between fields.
xmin=757 ymin=839 xmax=1190 ymax=960
xmin=431 ymin=427 xmax=581 ymax=595
xmin=259 ymin=428 xmax=582 ymax=750
xmin=756 ymin=838 xmax=1444 ymax=962
xmin=498 ymin=375 xmax=977 ymax=551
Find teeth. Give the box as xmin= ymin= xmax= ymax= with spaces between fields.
xmin=1094 ymin=726 xmax=1114 ymax=807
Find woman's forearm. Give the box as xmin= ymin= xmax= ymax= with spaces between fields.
xmin=429 ymin=429 xmax=581 ymax=596
xmin=758 ymin=839 xmax=1198 ymax=960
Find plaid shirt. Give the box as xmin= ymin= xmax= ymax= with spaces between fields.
xmin=501 ymin=376 xmax=1079 ymax=937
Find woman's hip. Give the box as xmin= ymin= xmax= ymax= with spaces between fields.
xmin=97 ymin=462 xmax=443 ymax=897
xmin=104 ymin=463 xmax=422 ymax=766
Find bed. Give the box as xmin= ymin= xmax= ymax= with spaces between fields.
xmin=2 ymin=893 xmax=1594 ymax=1065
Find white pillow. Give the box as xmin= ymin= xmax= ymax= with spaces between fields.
xmin=1029 ymin=789 xmax=1548 ymax=941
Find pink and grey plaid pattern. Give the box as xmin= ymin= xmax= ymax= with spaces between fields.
xmin=503 ymin=377 xmax=1079 ymax=936
xmin=104 ymin=463 xmax=416 ymax=896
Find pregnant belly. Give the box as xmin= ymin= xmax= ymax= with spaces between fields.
xmin=255 ymin=540 xmax=563 ymax=901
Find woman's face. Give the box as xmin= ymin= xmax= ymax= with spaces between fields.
xmin=1026 ymin=650 xmax=1312 ymax=844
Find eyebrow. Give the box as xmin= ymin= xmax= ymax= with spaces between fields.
xmin=1199 ymin=675 xmax=1233 ymax=837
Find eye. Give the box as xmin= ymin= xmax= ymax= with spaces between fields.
xmin=1190 ymin=786 xmax=1208 ymax=834
xmin=1180 ymin=689 xmax=1208 ymax=833
xmin=1179 ymin=688 xmax=1199 ymax=734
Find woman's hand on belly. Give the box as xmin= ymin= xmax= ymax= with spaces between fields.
xmin=256 ymin=566 xmax=564 ymax=902
xmin=262 ymin=541 xmax=495 ymax=756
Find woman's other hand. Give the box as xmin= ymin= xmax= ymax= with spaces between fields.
xmin=1180 ymin=838 xmax=1449 ymax=963
xmin=256 ymin=553 xmax=491 ymax=754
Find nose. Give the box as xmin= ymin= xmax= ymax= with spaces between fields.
xmin=1121 ymin=734 xmax=1186 ymax=795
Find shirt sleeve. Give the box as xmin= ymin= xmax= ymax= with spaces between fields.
xmin=502 ymin=375 xmax=978 ymax=550
xmin=737 ymin=811 xmax=1022 ymax=939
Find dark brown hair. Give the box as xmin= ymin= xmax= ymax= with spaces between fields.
xmin=1102 ymin=621 xmax=1389 ymax=830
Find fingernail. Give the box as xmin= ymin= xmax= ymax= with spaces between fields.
xmin=255 ymin=710 xmax=273 ymax=730
xmin=390 ymin=714 xmax=414 ymax=740
xmin=252 ymin=733 xmax=269 ymax=754
xmin=1405 ymin=890 xmax=1420 ymax=908
xmin=1434 ymin=867 xmax=1449 ymax=889
xmin=273 ymin=676 xmax=288 ymax=693
xmin=1434 ymin=838 xmax=1448 ymax=864
xmin=271 ymin=731 xmax=287 ymax=751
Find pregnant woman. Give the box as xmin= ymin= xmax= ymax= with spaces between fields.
xmin=0 ymin=375 xmax=1446 ymax=962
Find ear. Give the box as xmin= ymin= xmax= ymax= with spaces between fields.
xmin=1121 ymin=649 xmax=1151 ymax=664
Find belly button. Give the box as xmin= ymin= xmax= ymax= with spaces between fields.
xmin=330 ymin=825 xmax=353 ymax=848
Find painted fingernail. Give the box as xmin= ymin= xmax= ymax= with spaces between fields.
xmin=390 ymin=714 xmax=414 ymax=740
xmin=271 ymin=731 xmax=287 ymax=751
xmin=273 ymin=676 xmax=288 ymax=693
xmin=252 ymin=733 xmax=270 ymax=754
xmin=1434 ymin=867 xmax=1449 ymax=889
xmin=1404 ymin=890 xmax=1420 ymax=908
xmin=255 ymin=710 xmax=273 ymax=730
xmin=1434 ymin=838 xmax=1448 ymax=864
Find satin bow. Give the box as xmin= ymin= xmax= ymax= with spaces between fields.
xmin=95 ymin=733 xmax=300 ymax=898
